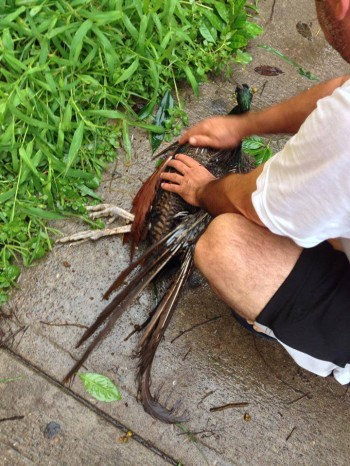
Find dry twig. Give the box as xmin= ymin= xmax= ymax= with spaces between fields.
xmin=171 ymin=316 xmax=222 ymax=344
xmin=210 ymin=402 xmax=249 ymax=412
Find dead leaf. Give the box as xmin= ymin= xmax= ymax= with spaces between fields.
xmin=296 ymin=21 xmax=312 ymax=40
xmin=254 ymin=65 xmax=284 ymax=76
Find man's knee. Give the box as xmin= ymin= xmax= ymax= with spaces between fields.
xmin=194 ymin=213 xmax=250 ymax=270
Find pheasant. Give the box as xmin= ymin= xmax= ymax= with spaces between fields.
xmin=63 ymin=84 xmax=254 ymax=423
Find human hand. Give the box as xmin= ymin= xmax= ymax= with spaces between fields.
xmin=160 ymin=154 xmax=216 ymax=207
xmin=179 ymin=115 xmax=247 ymax=149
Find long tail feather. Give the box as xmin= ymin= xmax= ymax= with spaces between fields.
xmin=76 ymin=242 xmax=182 ymax=348
xmin=63 ymin=252 xmax=178 ymax=383
xmin=137 ymin=250 xmax=194 ymax=423
xmin=103 ymin=227 xmax=177 ymax=300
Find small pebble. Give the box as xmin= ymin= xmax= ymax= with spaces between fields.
xmin=44 ymin=421 xmax=61 ymax=439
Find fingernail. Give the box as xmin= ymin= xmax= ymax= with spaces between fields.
xmin=189 ymin=137 xmax=196 ymax=145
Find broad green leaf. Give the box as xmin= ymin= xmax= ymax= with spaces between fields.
xmin=77 ymin=184 xmax=102 ymax=200
xmin=214 ymin=2 xmax=229 ymax=23
xmin=199 ymin=24 xmax=216 ymax=43
xmin=233 ymin=49 xmax=252 ymax=65
xmin=64 ymin=121 xmax=85 ymax=174
xmin=122 ymin=13 xmax=138 ymax=41
xmin=69 ymin=20 xmax=93 ymax=63
xmin=29 ymin=5 xmax=43 ymax=17
xmin=163 ymin=0 xmax=177 ymax=19
xmin=184 ymin=66 xmax=199 ymax=96
xmin=19 ymin=145 xmax=45 ymax=183
xmin=243 ymin=136 xmax=264 ymax=151
xmin=202 ymin=9 xmax=224 ymax=32
xmin=18 ymin=206 xmax=66 ymax=220
xmin=4 ymin=53 xmax=27 ymax=72
xmin=46 ymin=23 xmax=78 ymax=39
xmin=229 ymin=34 xmax=248 ymax=49
xmin=0 ymin=188 xmax=16 ymax=203
xmin=5 ymin=265 xmax=21 ymax=281
xmin=152 ymin=11 xmax=163 ymax=39
xmin=133 ymin=121 xmax=164 ymax=133
xmin=138 ymin=99 xmax=157 ymax=120
xmin=160 ymin=30 xmax=172 ymax=51
xmin=2 ymin=28 xmax=14 ymax=50
xmin=244 ymin=21 xmax=264 ymax=37
xmin=148 ymin=60 xmax=159 ymax=95
xmin=115 ymin=58 xmax=139 ymax=84
xmin=150 ymin=90 xmax=173 ymax=152
xmin=62 ymin=103 xmax=72 ymax=131
xmin=86 ymin=109 xmax=125 ymax=119
xmin=122 ymin=120 xmax=132 ymax=162
xmin=243 ymin=136 xmax=273 ymax=166
xmin=3 ymin=6 xmax=26 ymax=23
xmin=79 ymin=373 xmax=122 ymax=402
xmin=8 ymin=102 xmax=55 ymax=130
xmin=137 ymin=14 xmax=149 ymax=53
xmin=83 ymin=10 xmax=122 ymax=25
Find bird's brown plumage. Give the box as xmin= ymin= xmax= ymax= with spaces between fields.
xmin=63 ymin=85 xmax=254 ymax=423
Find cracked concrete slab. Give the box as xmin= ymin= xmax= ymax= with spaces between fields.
xmin=0 ymin=350 xmax=174 ymax=466
xmin=1 ymin=0 xmax=350 ymax=465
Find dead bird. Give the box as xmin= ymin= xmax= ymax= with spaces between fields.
xmin=63 ymin=84 xmax=254 ymax=423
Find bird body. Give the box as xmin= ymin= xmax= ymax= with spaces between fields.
xmin=63 ymin=85 xmax=253 ymax=423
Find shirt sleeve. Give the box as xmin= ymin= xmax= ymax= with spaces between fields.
xmin=252 ymin=80 xmax=350 ymax=248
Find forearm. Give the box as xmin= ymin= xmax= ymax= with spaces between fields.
xmin=198 ymin=165 xmax=264 ymax=225
xmin=179 ymin=75 xmax=350 ymax=149
xmin=240 ymin=75 xmax=350 ymax=137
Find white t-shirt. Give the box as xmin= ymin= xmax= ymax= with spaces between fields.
xmin=251 ymin=79 xmax=350 ymax=384
xmin=252 ymin=78 xmax=350 ymax=260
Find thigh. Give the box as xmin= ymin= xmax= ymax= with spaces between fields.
xmin=194 ymin=213 xmax=303 ymax=323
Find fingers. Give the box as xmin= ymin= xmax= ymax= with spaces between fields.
xmin=160 ymin=180 xmax=181 ymax=194
xmin=178 ymin=118 xmax=220 ymax=147
xmin=189 ymin=135 xmax=216 ymax=147
xmin=170 ymin=153 xmax=201 ymax=168
xmin=179 ymin=132 xmax=214 ymax=148
xmin=160 ymin=171 xmax=182 ymax=184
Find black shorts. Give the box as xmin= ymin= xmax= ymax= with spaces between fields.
xmin=255 ymin=241 xmax=350 ymax=384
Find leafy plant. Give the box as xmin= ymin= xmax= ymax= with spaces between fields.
xmin=243 ymin=135 xmax=273 ymax=165
xmin=79 ymin=372 xmax=122 ymax=402
xmin=0 ymin=0 xmax=262 ymax=305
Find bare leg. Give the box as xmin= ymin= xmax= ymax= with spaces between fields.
xmin=194 ymin=213 xmax=302 ymax=324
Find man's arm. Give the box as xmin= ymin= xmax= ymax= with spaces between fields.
xmin=180 ymin=75 xmax=350 ymax=149
xmin=196 ymin=165 xmax=264 ymax=224
xmin=161 ymin=75 xmax=350 ymax=224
